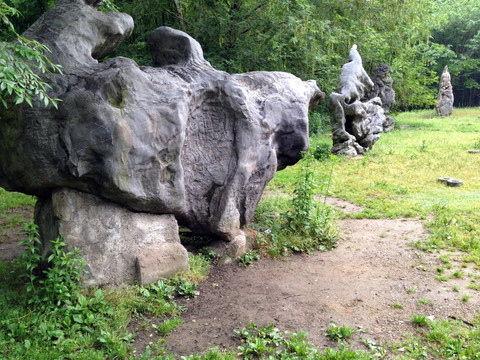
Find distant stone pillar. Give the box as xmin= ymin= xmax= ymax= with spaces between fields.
xmin=436 ymin=66 xmax=454 ymax=116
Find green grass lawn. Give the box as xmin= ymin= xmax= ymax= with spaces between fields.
xmin=267 ymin=107 xmax=480 ymax=261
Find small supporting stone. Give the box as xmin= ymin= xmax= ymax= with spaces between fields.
xmin=209 ymin=232 xmax=248 ymax=263
xmin=136 ymin=243 xmax=190 ymax=285
xmin=35 ymin=188 xmax=189 ymax=286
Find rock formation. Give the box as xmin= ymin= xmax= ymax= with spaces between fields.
xmin=35 ymin=189 xmax=188 ymax=286
xmin=368 ymin=63 xmax=395 ymax=131
xmin=329 ymin=45 xmax=393 ymax=156
xmin=436 ymin=65 xmax=454 ymax=116
xmin=0 ymin=0 xmax=323 ymax=284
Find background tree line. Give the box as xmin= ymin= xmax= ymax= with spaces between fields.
xmin=3 ymin=0 xmax=480 ymax=112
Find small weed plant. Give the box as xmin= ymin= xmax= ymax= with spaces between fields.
xmin=411 ymin=314 xmax=428 ymax=327
xmin=238 ymin=250 xmax=260 ymax=267
xmin=312 ymin=142 xmax=332 ymax=162
xmin=170 ymin=276 xmax=199 ymax=298
xmin=418 ymin=298 xmax=433 ymax=306
xmin=325 ymin=323 xmax=355 ymax=341
xmin=259 ymin=151 xmax=338 ymax=256
xmin=20 ymin=222 xmax=86 ymax=310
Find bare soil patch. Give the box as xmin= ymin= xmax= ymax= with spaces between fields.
xmin=163 ymin=217 xmax=480 ymax=356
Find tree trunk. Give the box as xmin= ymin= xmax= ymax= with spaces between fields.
xmin=172 ymin=0 xmax=185 ymax=30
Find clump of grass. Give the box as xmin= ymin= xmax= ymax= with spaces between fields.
xmin=0 ymin=188 xmax=36 ymax=212
xmin=418 ymin=298 xmax=434 ymax=306
xmin=325 ymin=323 xmax=355 ymax=341
xmin=452 ymin=269 xmax=464 ymax=279
xmin=392 ymin=302 xmax=404 ymax=309
xmin=411 ymin=314 xmax=428 ymax=327
xmin=440 ymin=254 xmax=450 ymax=264
xmin=188 ymin=252 xmax=213 ymax=282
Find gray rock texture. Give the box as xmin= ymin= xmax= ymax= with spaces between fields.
xmin=0 ymin=0 xmax=322 ymax=235
xmin=436 ymin=65 xmax=454 ymax=117
xmin=369 ymin=63 xmax=396 ymax=113
xmin=35 ymin=188 xmax=188 ymax=286
xmin=0 ymin=0 xmax=323 ymax=278
xmin=329 ymin=45 xmax=392 ymax=156
xmin=368 ymin=63 xmax=396 ymax=132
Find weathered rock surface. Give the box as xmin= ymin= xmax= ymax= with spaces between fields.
xmin=369 ymin=63 xmax=395 ymax=113
xmin=0 ymin=0 xmax=323 ymax=242
xmin=436 ymin=65 xmax=454 ymax=117
xmin=329 ymin=45 xmax=392 ymax=156
xmin=368 ymin=63 xmax=395 ymax=132
xmin=35 ymin=188 xmax=188 ymax=286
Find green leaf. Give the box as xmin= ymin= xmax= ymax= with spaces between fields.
xmin=72 ymin=314 xmax=84 ymax=324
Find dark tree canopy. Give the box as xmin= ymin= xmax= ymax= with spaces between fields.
xmin=3 ymin=0 xmax=480 ymax=110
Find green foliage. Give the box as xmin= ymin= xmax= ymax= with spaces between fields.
xmin=252 ymin=151 xmax=338 ymax=257
xmin=312 ymin=142 xmax=332 ymax=162
xmin=0 ymin=0 xmax=62 ymax=109
xmin=180 ymin=348 xmax=237 ymax=360
xmin=237 ymin=250 xmax=260 ymax=267
xmin=411 ymin=314 xmax=428 ymax=327
xmin=138 ymin=279 xmax=176 ymax=302
xmin=325 ymin=323 xmax=355 ymax=341
xmin=188 ymin=252 xmax=213 ymax=282
xmin=309 ymin=111 xmax=331 ymax=135
xmin=280 ymin=152 xmax=338 ymax=252
xmin=431 ymin=0 xmax=480 ymax=107
xmin=0 ymin=187 xmax=36 ymax=212
xmin=152 ymin=317 xmax=183 ymax=336
xmin=417 ymin=298 xmax=433 ymax=306
xmin=169 ymin=276 xmax=198 ymax=298
xmin=99 ymin=0 xmax=119 ymax=13
xmin=234 ymin=323 xmax=370 ymax=359
xmin=20 ymin=222 xmax=87 ymax=310
xmin=108 ymin=0 xmax=443 ymax=110
xmin=0 ymin=224 xmax=141 ymax=359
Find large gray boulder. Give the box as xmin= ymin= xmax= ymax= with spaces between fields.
xmin=0 ymin=0 xmax=323 ymax=280
xmin=436 ymin=65 xmax=454 ymax=117
xmin=329 ymin=45 xmax=392 ymax=156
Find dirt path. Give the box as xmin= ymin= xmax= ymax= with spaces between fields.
xmin=164 ymin=202 xmax=480 ymax=356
